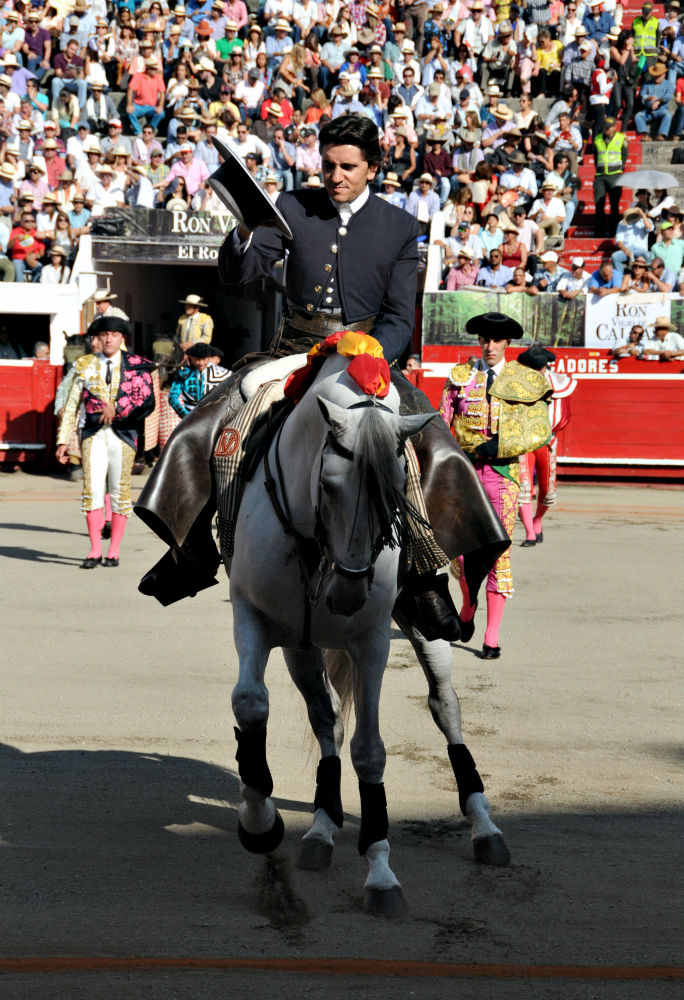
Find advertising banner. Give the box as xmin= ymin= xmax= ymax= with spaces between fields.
xmin=584 ymin=293 xmax=673 ymax=349
xmin=90 ymin=206 xmax=237 ymax=265
xmin=422 ymin=290 xmax=585 ymax=347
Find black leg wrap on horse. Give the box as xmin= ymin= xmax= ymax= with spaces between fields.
xmin=313 ymin=755 xmax=344 ymax=829
xmin=358 ymin=780 xmax=389 ymax=856
xmin=448 ymin=743 xmax=485 ymax=816
xmin=234 ymin=726 xmax=274 ymax=799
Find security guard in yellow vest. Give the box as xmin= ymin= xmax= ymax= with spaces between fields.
xmin=593 ymin=117 xmax=628 ymax=237
xmin=632 ymin=2 xmax=660 ymax=67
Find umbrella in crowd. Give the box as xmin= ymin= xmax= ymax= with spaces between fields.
xmin=616 ymin=170 xmax=679 ymax=190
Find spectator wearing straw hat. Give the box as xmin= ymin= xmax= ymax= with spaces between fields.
xmin=454 ymin=1 xmax=494 ymax=76
xmin=480 ymin=20 xmax=517 ymax=94
xmin=224 ymin=0 xmax=249 ymax=32
xmin=378 ymin=170 xmax=407 ymax=209
xmin=562 ymin=26 xmax=594 ymax=96
xmin=12 ymin=95 xmax=43 ymax=139
xmin=92 ymin=289 xmax=129 ymax=321
xmin=331 ymin=83 xmax=365 ymax=117
xmin=19 ymin=159 xmax=49 ymax=210
xmin=481 ymin=103 xmax=515 ymax=148
xmin=265 ymin=18 xmax=294 ymax=73
xmin=209 ymin=2 xmax=228 ymax=42
xmin=14 ymin=117 xmax=36 ymax=162
xmin=498 ymin=150 xmax=538 ymax=210
xmin=406 ymin=172 xmax=440 ymax=230
xmin=422 ymin=129 xmax=452 ymax=205
xmin=39 ymin=244 xmax=72 ymax=284
xmin=125 ymin=163 xmax=156 ymax=208
xmin=74 ymin=137 xmax=102 ymax=193
xmin=164 ymin=5 xmax=196 ymax=43
xmin=176 ymin=293 xmax=214 ymax=350
xmin=126 ymin=57 xmax=166 ymax=136
xmin=8 ymin=209 xmax=45 ymax=282
xmin=21 ymin=11 xmax=52 ymax=80
xmin=0 ymin=161 xmax=16 ymax=222
xmin=0 ymin=72 xmax=20 ymax=117
xmin=42 ymin=137 xmax=67 ymax=191
xmin=216 ymin=19 xmax=243 ymax=61
xmin=88 ymin=164 xmax=125 ymax=211
xmin=86 ymin=81 xmax=118 ymax=135
xmin=529 ymin=178 xmax=566 ymax=236
xmin=320 ymin=23 xmax=348 ymax=93
xmin=635 ymin=60 xmax=674 ymax=140
xmin=641 ymin=316 xmax=684 ymax=360
xmin=445 ymin=245 xmax=480 ymax=289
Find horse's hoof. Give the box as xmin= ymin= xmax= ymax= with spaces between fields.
xmin=362 ymin=886 xmax=408 ymax=917
xmin=297 ymin=838 xmax=334 ymax=870
xmin=473 ymin=833 xmax=511 ymax=867
xmin=238 ymin=810 xmax=285 ymax=854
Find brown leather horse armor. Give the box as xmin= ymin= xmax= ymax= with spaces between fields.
xmin=135 ymin=367 xmax=509 ymax=607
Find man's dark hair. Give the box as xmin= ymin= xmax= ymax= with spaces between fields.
xmin=319 ymin=114 xmax=382 ymax=167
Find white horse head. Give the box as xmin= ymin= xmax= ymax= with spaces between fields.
xmin=314 ymin=391 xmax=431 ymax=617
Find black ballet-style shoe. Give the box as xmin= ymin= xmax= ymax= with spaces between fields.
xmin=520 ymin=538 xmax=536 ymax=547
xmin=80 ymin=556 xmax=102 ymax=569
xmin=481 ymin=644 xmax=501 ymax=660
xmin=101 ymin=521 xmax=112 ymax=539
xmin=459 ymin=601 xmax=478 ymax=643
xmin=535 ymin=531 xmax=544 ymax=543
xmin=102 ymin=557 xmax=119 ymax=567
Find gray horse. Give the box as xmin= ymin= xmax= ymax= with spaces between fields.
xmin=225 ymin=350 xmax=508 ymax=916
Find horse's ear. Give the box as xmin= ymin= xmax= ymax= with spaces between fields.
xmin=396 ymin=412 xmax=436 ymax=446
xmin=317 ymin=396 xmax=350 ymax=437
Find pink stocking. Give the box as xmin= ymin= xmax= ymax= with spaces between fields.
xmin=85 ymin=509 xmax=105 ymax=559
xmin=454 ymin=556 xmax=477 ymax=620
xmin=104 ymin=493 xmax=112 ymax=522
xmin=107 ymin=512 xmax=128 ymax=559
xmin=533 ymin=502 xmax=547 ymax=536
xmin=519 ymin=502 xmax=536 ymax=541
xmin=484 ymin=590 xmax=506 ymax=648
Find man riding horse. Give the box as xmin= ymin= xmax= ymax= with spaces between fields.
xmin=136 ymin=115 xmax=509 ymax=640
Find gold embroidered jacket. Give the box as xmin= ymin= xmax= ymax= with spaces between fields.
xmin=439 ymin=360 xmax=553 ymax=460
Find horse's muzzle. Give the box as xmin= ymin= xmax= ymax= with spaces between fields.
xmin=325 ymin=575 xmax=369 ymax=617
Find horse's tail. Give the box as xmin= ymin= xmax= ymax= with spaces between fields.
xmin=322 ymin=648 xmax=356 ymax=723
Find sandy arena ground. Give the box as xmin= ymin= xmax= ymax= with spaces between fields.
xmin=0 ymin=469 xmax=682 ymax=999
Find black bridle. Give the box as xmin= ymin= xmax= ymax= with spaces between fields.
xmin=263 ymin=399 xmax=402 ymax=644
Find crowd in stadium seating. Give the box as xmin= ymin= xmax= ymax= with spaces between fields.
xmin=1 ymin=0 xmax=684 ymax=291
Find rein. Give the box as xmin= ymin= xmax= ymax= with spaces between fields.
xmin=262 ymin=401 xmax=398 ymax=647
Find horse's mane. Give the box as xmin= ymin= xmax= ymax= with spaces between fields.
xmin=354 ymin=402 xmax=429 ymax=553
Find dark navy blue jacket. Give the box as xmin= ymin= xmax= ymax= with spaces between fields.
xmin=219 ymin=187 xmax=419 ymax=364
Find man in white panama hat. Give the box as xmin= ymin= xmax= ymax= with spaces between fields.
xmin=91 ymin=288 xmax=129 ymax=321
xmin=176 ymin=293 xmax=214 ymax=350
xmin=641 ymin=316 xmax=684 ymax=360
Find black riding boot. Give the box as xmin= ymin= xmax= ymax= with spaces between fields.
xmin=394 ymin=569 xmax=462 ymax=642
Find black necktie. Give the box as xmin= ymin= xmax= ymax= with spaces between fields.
xmin=486 ymin=367 xmax=495 ymax=397
xmin=105 ymin=360 xmax=112 ymax=386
